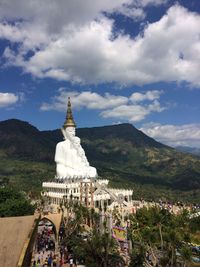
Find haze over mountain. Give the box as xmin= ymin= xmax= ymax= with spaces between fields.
xmin=176 ymin=146 xmax=200 ymax=157
xmin=0 ymin=119 xmax=200 ymax=202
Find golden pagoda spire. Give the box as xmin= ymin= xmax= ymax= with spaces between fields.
xmin=63 ymin=97 xmax=76 ymax=128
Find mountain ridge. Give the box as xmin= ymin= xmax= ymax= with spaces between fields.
xmin=176 ymin=146 xmax=200 ymax=157
xmin=0 ymin=119 xmax=168 ymax=161
xmin=0 ymin=119 xmax=200 ymax=202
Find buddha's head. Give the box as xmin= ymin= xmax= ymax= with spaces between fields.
xmin=65 ymin=126 xmax=75 ymax=137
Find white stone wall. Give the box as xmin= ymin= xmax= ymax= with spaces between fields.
xmin=42 ymin=179 xmax=133 ymax=210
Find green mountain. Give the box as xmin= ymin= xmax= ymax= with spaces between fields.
xmin=0 ymin=119 xmax=200 ymax=202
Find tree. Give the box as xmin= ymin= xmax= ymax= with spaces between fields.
xmin=0 ymin=187 xmax=35 ymax=217
xmin=129 ymin=246 xmax=146 ymax=267
xmin=180 ymin=245 xmax=192 ymax=267
xmin=79 ymin=230 xmax=124 ymax=267
xmin=60 ymin=200 xmax=124 ymax=267
xmin=127 ymin=206 xmax=196 ymax=267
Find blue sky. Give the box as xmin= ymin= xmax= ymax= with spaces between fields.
xmin=0 ymin=0 xmax=200 ymax=148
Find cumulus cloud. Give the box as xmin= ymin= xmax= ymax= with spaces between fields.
xmin=0 ymin=0 xmax=166 ymax=27
xmin=140 ymin=123 xmax=200 ymax=148
xmin=101 ymin=99 xmax=164 ymax=122
xmin=41 ymin=89 xmax=165 ymax=122
xmin=101 ymin=104 xmax=149 ymax=122
xmin=41 ymin=90 xmax=128 ymax=111
xmin=114 ymin=6 xmax=146 ymax=21
xmin=113 ymin=0 xmax=168 ymax=20
xmin=0 ymin=92 xmax=19 ymax=107
xmin=1 ymin=3 xmax=200 ymax=87
xmin=130 ymin=90 xmax=162 ymax=102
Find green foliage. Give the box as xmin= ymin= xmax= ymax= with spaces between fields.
xmin=59 ymin=201 xmax=124 ymax=267
xmin=180 ymin=245 xmax=192 ymax=265
xmin=0 ymin=187 xmax=35 ymax=217
xmin=129 ymin=246 xmax=146 ymax=267
xmin=128 ymin=207 xmax=200 ymax=266
xmin=189 ymin=216 xmax=200 ymax=233
xmin=68 ymin=229 xmax=125 ymax=267
xmin=0 ymin=150 xmax=54 ymax=194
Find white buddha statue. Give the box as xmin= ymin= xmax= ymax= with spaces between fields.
xmin=55 ymin=97 xmax=97 ymax=179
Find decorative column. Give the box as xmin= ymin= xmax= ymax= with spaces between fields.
xmin=85 ymin=182 xmax=88 ymax=207
xmin=80 ymin=180 xmax=83 ymax=204
xmin=90 ymin=179 xmax=94 ymax=208
xmin=107 ymin=213 xmax=113 ymax=237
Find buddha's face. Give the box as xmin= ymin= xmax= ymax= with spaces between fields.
xmin=66 ymin=127 xmax=75 ymax=137
xmin=73 ymin=136 xmax=80 ymax=145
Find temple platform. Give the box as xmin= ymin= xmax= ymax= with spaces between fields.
xmin=42 ymin=178 xmax=133 ymax=210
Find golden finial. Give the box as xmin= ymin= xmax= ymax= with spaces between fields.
xmin=63 ymin=97 xmax=76 ymax=128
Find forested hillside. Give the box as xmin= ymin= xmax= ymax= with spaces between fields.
xmin=0 ymin=119 xmax=200 ymax=202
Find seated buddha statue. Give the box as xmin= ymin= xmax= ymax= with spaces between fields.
xmin=54 ymin=97 xmax=97 ymax=179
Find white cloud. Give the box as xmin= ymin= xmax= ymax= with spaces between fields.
xmin=41 ymin=89 xmax=165 ymax=122
xmin=148 ymin=100 xmax=165 ymax=112
xmin=101 ymin=99 xmax=165 ymax=122
xmin=0 ymin=92 xmax=19 ymax=107
xmin=101 ymin=104 xmax=149 ymax=122
xmin=41 ymin=90 xmax=128 ymax=111
xmin=130 ymin=90 xmax=162 ymax=102
xmin=140 ymin=123 xmax=200 ymax=148
xmin=114 ymin=6 xmax=146 ymax=21
xmin=0 ymin=1 xmax=130 ymax=26
xmin=1 ymin=3 xmax=200 ymax=87
xmin=0 ymin=0 xmax=166 ymax=27
xmin=114 ymin=0 xmax=168 ymax=20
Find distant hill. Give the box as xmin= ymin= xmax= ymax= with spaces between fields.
xmin=0 ymin=119 xmax=200 ymax=202
xmin=0 ymin=119 xmax=55 ymax=161
xmin=0 ymin=119 xmax=167 ymax=161
xmin=176 ymin=146 xmax=200 ymax=156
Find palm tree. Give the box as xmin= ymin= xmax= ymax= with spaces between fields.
xmin=164 ymin=228 xmax=180 ymax=266
xmin=126 ymin=206 xmax=200 ymax=267
xmin=73 ymin=229 xmax=124 ymax=267
xmin=59 ymin=201 xmax=124 ymax=267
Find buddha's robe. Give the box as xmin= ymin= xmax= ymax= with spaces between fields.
xmin=55 ymin=136 xmax=97 ymax=178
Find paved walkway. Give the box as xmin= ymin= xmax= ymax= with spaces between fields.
xmin=31 ymin=221 xmax=85 ymax=267
xmin=33 ymin=249 xmax=84 ymax=267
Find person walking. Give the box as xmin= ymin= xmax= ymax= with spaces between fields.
xmin=69 ymin=258 xmax=73 ymax=267
xmin=52 ymin=256 xmax=57 ymax=267
xmin=47 ymin=255 xmax=52 ymax=266
xmin=36 ymin=261 xmax=41 ymax=267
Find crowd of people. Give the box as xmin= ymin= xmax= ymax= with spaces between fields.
xmin=36 ymin=225 xmax=55 ymax=252
xmin=33 ymin=251 xmax=57 ymax=267
xmin=32 ymin=220 xmax=79 ymax=267
xmin=33 ymin=250 xmax=77 ymax=267
xmin=33 ymin=221 xmax=58 ymax=267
